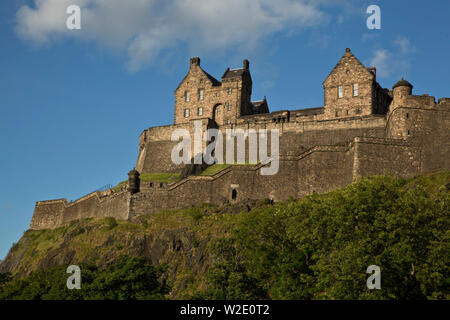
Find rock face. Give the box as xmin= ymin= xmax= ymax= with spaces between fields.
xmin=0 ymin=199 xmax=269 ymax=298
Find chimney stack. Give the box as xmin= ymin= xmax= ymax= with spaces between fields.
xmin=190 ymin=57 xmax=200 ymax=68
xmin=243 ymin=59 xmax=250 ymax=70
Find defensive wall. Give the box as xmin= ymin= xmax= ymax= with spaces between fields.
xmin=29 ymin=49 xmax=450 ymax=230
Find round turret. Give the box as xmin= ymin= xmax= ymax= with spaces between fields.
xmin=392 ymin=77 xmax=413 ymax=102
xmin=128 ymin=168 xmax=140 ymax=194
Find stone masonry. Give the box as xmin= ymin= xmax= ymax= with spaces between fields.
xmin=30 ymin=48 xmax=450 ymax=230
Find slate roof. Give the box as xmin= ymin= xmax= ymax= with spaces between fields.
xmin=222 ymin=68 xmax=247 ymax=79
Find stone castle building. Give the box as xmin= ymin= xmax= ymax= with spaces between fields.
xmin=30 ymin=49 xmax=450 ymax=230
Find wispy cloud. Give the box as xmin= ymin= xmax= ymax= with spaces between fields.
xmin=393 ymin=36 xmax=416 ymax=55
xmin=367 ymin=36 xmax=416 ymax=78
xmin=16 ymin=0 xmax=333 ymax=72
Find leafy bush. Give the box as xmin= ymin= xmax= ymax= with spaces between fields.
xmin=0 ymin=256 xmax=168 ymax=300
xmin=196 ymin=175 xmax=450 ymax=300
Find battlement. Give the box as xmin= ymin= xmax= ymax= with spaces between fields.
xmin=30 ymin=49 xmax=450 ymax=230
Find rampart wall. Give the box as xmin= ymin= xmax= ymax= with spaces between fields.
xmin=30 ymin=98 xmax=450 ymax=230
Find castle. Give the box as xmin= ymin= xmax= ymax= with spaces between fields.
xmin=30 ymin=48 xmax=450 ymax=230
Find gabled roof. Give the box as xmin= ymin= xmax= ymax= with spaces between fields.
xmin=175 ymin=66 xmax=221 ymax=91
xmin=323 ymin=48 xmax=375 ymax=85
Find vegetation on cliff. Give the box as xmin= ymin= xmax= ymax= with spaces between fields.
xmin=0 ymin=256 xmax=168 ymax=300
xmin=0 ymin=172 xmax=448 ymax=300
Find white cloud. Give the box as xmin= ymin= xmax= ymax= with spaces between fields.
xmin=393 ymin=36 xmax=416 ymax=55
xmin=368 ymin=49 xmax=391 ymax=78
xmin=367 ymin=36 xmax=416 ymax=78
xmin=16 ymin=0 xmax=329 ymax=71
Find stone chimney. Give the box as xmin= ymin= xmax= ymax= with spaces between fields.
xmin=368 ymin=67 xmax=377 ymax=77
xmin=190 ymin=57 xmax=200 ymax=68
xmin=243 ymin=59 xmax=250 ymax=70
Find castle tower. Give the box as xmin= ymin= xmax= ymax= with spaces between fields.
xmin=174 ymin=57 xmax=253 ymax=126
xmin=323 ymin=48 xmax=391 ymax=118
xmin=392 ymin=78 xmax=413 ymax=104
xmin=220 ymin=59 xmax=253 ymax=121
xmin=174 ymin=57 xmax=222 ymax=125
xmin=128 ymin=168 xmax=140 ymax=194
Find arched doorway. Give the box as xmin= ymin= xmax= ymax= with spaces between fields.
xmin=212 ymin=103 xmax=224 ymax=125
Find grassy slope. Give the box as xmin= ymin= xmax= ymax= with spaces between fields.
xmin=1 ymin=171 xmax=449 ymax=299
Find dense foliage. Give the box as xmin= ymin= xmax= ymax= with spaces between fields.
xmin=196 ymin=175 xmax=449 ymax=300
xmin=0 ymin=256 xmax=168 ymax=300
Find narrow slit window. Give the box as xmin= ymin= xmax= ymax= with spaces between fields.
xmin=338 ymin=86 xmax=343 ymax=98
xmin=185 ymin=91 xmax=190 ymax=102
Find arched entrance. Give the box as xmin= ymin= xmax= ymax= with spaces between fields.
xmin=212 ymin=103 xmax=224 ymax=125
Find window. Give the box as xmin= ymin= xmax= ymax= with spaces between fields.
xmin=335 ymin=111 xmax=339 ymax=117
xmin=197 ymin=107 xmax=203 ymax=116
xmin=227 ymin=120 xmax=231 ymax=124
xmin=338 ymin=86 xmax=343 ymax=98
xmin=406 ymin=113 xmax=409 ymax=119
xmin=184 ymin=109 xmax=190 ymax=117
xmin=185 ymin=91 xmax=190 ymax=102
xmin=227 ymin=88 xmax=233 ymax=95
xmin=198 ymin=89 xmax=204 ymax=101
xmin=232 ymin=189 xmax=237 ymax=200
xmin=226 ymin=102 xmax=231 ymax=111
xmin=353 ymin=84 xmax=358 ymax=97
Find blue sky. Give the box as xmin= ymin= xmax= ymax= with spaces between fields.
xmin=1 ymin=0 xmax=449 ymax=259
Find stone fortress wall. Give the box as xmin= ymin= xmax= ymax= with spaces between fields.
xmin=30 ymin=49 xmax=450 ymax=230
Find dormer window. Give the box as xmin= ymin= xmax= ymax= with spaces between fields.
xmin=185 ymin=91 xmax=190 ymax=102
xmin=353 ymin=84 xmax=358 ymax=97
xmin=184 ymin=109 xmax=190 ymax=117
xmin=338 ymin=86 xmax=343 ymax=99
xmin=198 ymin=89 xmax=204 ymax=101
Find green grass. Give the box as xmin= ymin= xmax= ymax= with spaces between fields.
xmin=200 ymin=163 xmax=259 ymax=176
xmin=200 ymin=164 xmax=232 ymax=176
xmin=112 ymin=181 xmax=127 ymax=192
xmin=140 ymin=173 xmax=181 ymax=183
